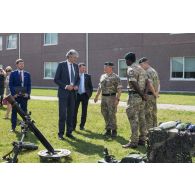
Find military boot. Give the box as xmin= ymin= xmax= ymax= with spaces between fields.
xmin=111 ymin=130 xmax=117 ymax=138
xmin=122 ymin=142 xmax=138 ymax=149
xmin=138 ymin=139 xmax=146 ymax=146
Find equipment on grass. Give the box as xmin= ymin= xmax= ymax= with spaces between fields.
xmin=2 ymin=95 xmax=71 ymax=163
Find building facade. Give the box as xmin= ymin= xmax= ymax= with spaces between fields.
xmin=0 ymin=33 xmax=195 ymax=92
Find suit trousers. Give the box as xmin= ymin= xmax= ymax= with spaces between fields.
xmin=11 ymin=97 xmax=28 ymax=129
xmin=58 ymin=91 xmax=76 ymax=137
xmin=73 ymin=93 xmax=89 ymax=129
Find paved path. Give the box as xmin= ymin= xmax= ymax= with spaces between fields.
xmin=31 ymin=96 xmax=195 ymax=112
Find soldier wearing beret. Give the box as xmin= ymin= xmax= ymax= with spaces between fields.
xmin=94 ymin=62 xmax=122 ymax=138
xmin=139 ymin=57 xmax=160 ymax=130
xmin=122 ymin=52 xmax=147 ymax=148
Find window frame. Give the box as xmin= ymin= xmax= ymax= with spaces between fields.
xmin=44 ymin=33 xmax=58 ymax=46
xmin=0 ymin=36 xmax=2 ymax=51
xmin=170 ymin=56 xmax=195 ymax=81
xmin=6 ymin=34 xmax=17 ymax=50
xmin=44 ymin=62 xmax=58 ymax=80
xmin=118 ymin=59 xmax=127 ymax=80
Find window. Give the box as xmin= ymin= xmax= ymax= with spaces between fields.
xmin=44 ymin=62 xmax=58 ymax=79
xmin=0 ymin=36 xmax=2 ymax=50
xmin=6 ymin=34 xmax=17 ymax=49
xmin=118 ymin=59 xmax=127 ymax=79
xmin=171 ymin=57 xmax=195 ymax=80
xmin=44 ymin=33 xmax=58 ymax=45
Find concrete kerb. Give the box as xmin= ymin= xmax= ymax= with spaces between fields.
xmin=31 ymin=96 xmax=195 ymax=112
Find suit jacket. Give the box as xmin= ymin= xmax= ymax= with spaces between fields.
xmin=84 ymin=74 xmax=93 ymax=98
xmin=54 ymin=61 xmax=80 ymax=98
xmin=9 ymin=70 xmax=31 ymax=96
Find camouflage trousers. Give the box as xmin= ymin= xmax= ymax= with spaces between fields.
xmin=145 ymin=95 xmax=157 ymax=130
xmin=126 ymin=94 xmax=147 ymax=144
xmin=101 ymin=96 xmax=117 ymax=131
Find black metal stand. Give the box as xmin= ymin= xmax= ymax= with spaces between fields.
xmin=2 ymin=120 xmax=38 ymax=163
xmin=2 ymin=95 xmax=71 ymax=163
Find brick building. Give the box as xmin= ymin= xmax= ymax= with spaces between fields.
xmin=0 ymin=33 xmax=195 ymax=92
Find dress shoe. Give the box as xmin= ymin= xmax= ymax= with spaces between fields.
xmin=10 ymin=128 xmax=16 ymax=132
xmin=111 ymin=130 xmax=117 ymax=138
xmin=122 ymin=142 xmax=138 ymax=149
xmin=66 ymin=134 xmax=76 ymax=139
xmin=58 ymin=136 xmax=65 ymax=140
xmin=138 ymin=140 xmax=145 ymax=146
xmin=80 ymin=127 xmax=85 ymax=130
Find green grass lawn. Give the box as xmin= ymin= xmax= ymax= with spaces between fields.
xmin=1 ymin=100 xmax=195 ymax=163
xmin=31 ymin=88 xmax=195 ymax=105
xmin=31 ymin=88 xmax=57 ymax=97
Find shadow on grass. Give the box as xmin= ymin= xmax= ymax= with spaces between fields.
xmin=75 ymin=129 xmax=128 ymax=145
xmin=14 ymin=128 xmax=39 ymax=145
xmin=75 ymin=129 xmax=104 ymax=140
xmin=65 ymin=136 xmax=105 ymax=156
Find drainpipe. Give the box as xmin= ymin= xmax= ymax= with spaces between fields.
xmin=18 ymin=33 xmax=21 ymax=58
xmin=86 ymin=33 xmax=88 ymax=73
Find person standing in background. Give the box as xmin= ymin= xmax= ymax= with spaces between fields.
xmin=54 ymin=49 xmax=80 ymax=140
xmin=122 ymin=52 xmax=147 ymax=148
xmin=94 ymin=62 xmax=122 ymax=138
xmin=4 ymin=66 xmax=13 ymax=119
xmin=9 ymin=59 xmax=31 ymax=132
xmin=73 ymin=63 xmax=93 ymax=131
xmin=0 ymin=68 xmax=6 ymax=107
xmin=139 ymin=57 xmax=160 ymax=130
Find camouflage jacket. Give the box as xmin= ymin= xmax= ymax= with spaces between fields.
xmin=99 ymin=73 xmax=122 ymax=94
xmin=146 ymin=67 xmax=159 ymax=92
xmin=127 ymin=63 xmax=147 ymax=92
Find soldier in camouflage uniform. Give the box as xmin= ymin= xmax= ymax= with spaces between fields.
xmin=94 ymin=62 xmax=122 ymax=138
xmin=139 ymin=57 xmax=160 ymax=130
xmin=122 ymin=52 xmax=147 ymax=148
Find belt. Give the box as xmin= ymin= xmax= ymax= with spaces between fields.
xmin=128 ymin=91 xmax=138 ymax=95
xmin=102 ymin=93 xmax=116 ymax=96
xmin=147 ymin=92 xmax=153 ymax=95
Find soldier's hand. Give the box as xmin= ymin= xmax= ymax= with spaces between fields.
xmin=94 ymin=96 xmax=98 ymax=103
xmin=142 ymin=94 xmax=147 ymax=101
xmin=115 ymin=98 xmax=120 ymax=106
xmin=156 ymin=92 xmax=160 ymax=98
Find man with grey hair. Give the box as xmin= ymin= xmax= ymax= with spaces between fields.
xmin=54 ymin=49 xmax=80 ymax=140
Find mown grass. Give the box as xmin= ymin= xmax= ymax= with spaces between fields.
xmin=31 ymin=88 xmax=57 ymax=97
xmin=1 ymin=100 xmax=195 ymax=163
xmin=31 ymin=88 xmax=195 ymax=105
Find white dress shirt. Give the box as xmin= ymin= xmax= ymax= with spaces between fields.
xmin=67 ymin=60 xmax=75 ymax=85
xmin=78 ymin=73 xmax=86 ymax=94
xmin=18 ymin=69 xmax=24 ymax=87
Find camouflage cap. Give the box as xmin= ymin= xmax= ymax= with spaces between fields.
xmin=104 ymin=62 xmax=114 ymax=66
xmin=139 ymin=57 xmax=148 ymax=64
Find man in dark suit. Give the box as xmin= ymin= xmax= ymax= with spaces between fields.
xmin=54 ymin=49 xmax=80 ymax=140
xmin=73 ymin=63 xmax=93 ymax=130
xmin=9 ymin=59 xmax=31 ymax=132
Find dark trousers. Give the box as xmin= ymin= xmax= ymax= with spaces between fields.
xmin=73 ymin=93 xmax=89 ymax=129
xmin=58 ymin=91 xmax=76 ymax=137
xmin=0 ymin=95 xmax=3 ymax=106
xmin=11 ymin=97 xmax=28 ymax=129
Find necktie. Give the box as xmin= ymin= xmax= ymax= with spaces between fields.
xmin=19 ymin=71 xmax=22 ymax=85
xmin=70 ymin=64 xmax=75 ymax=85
